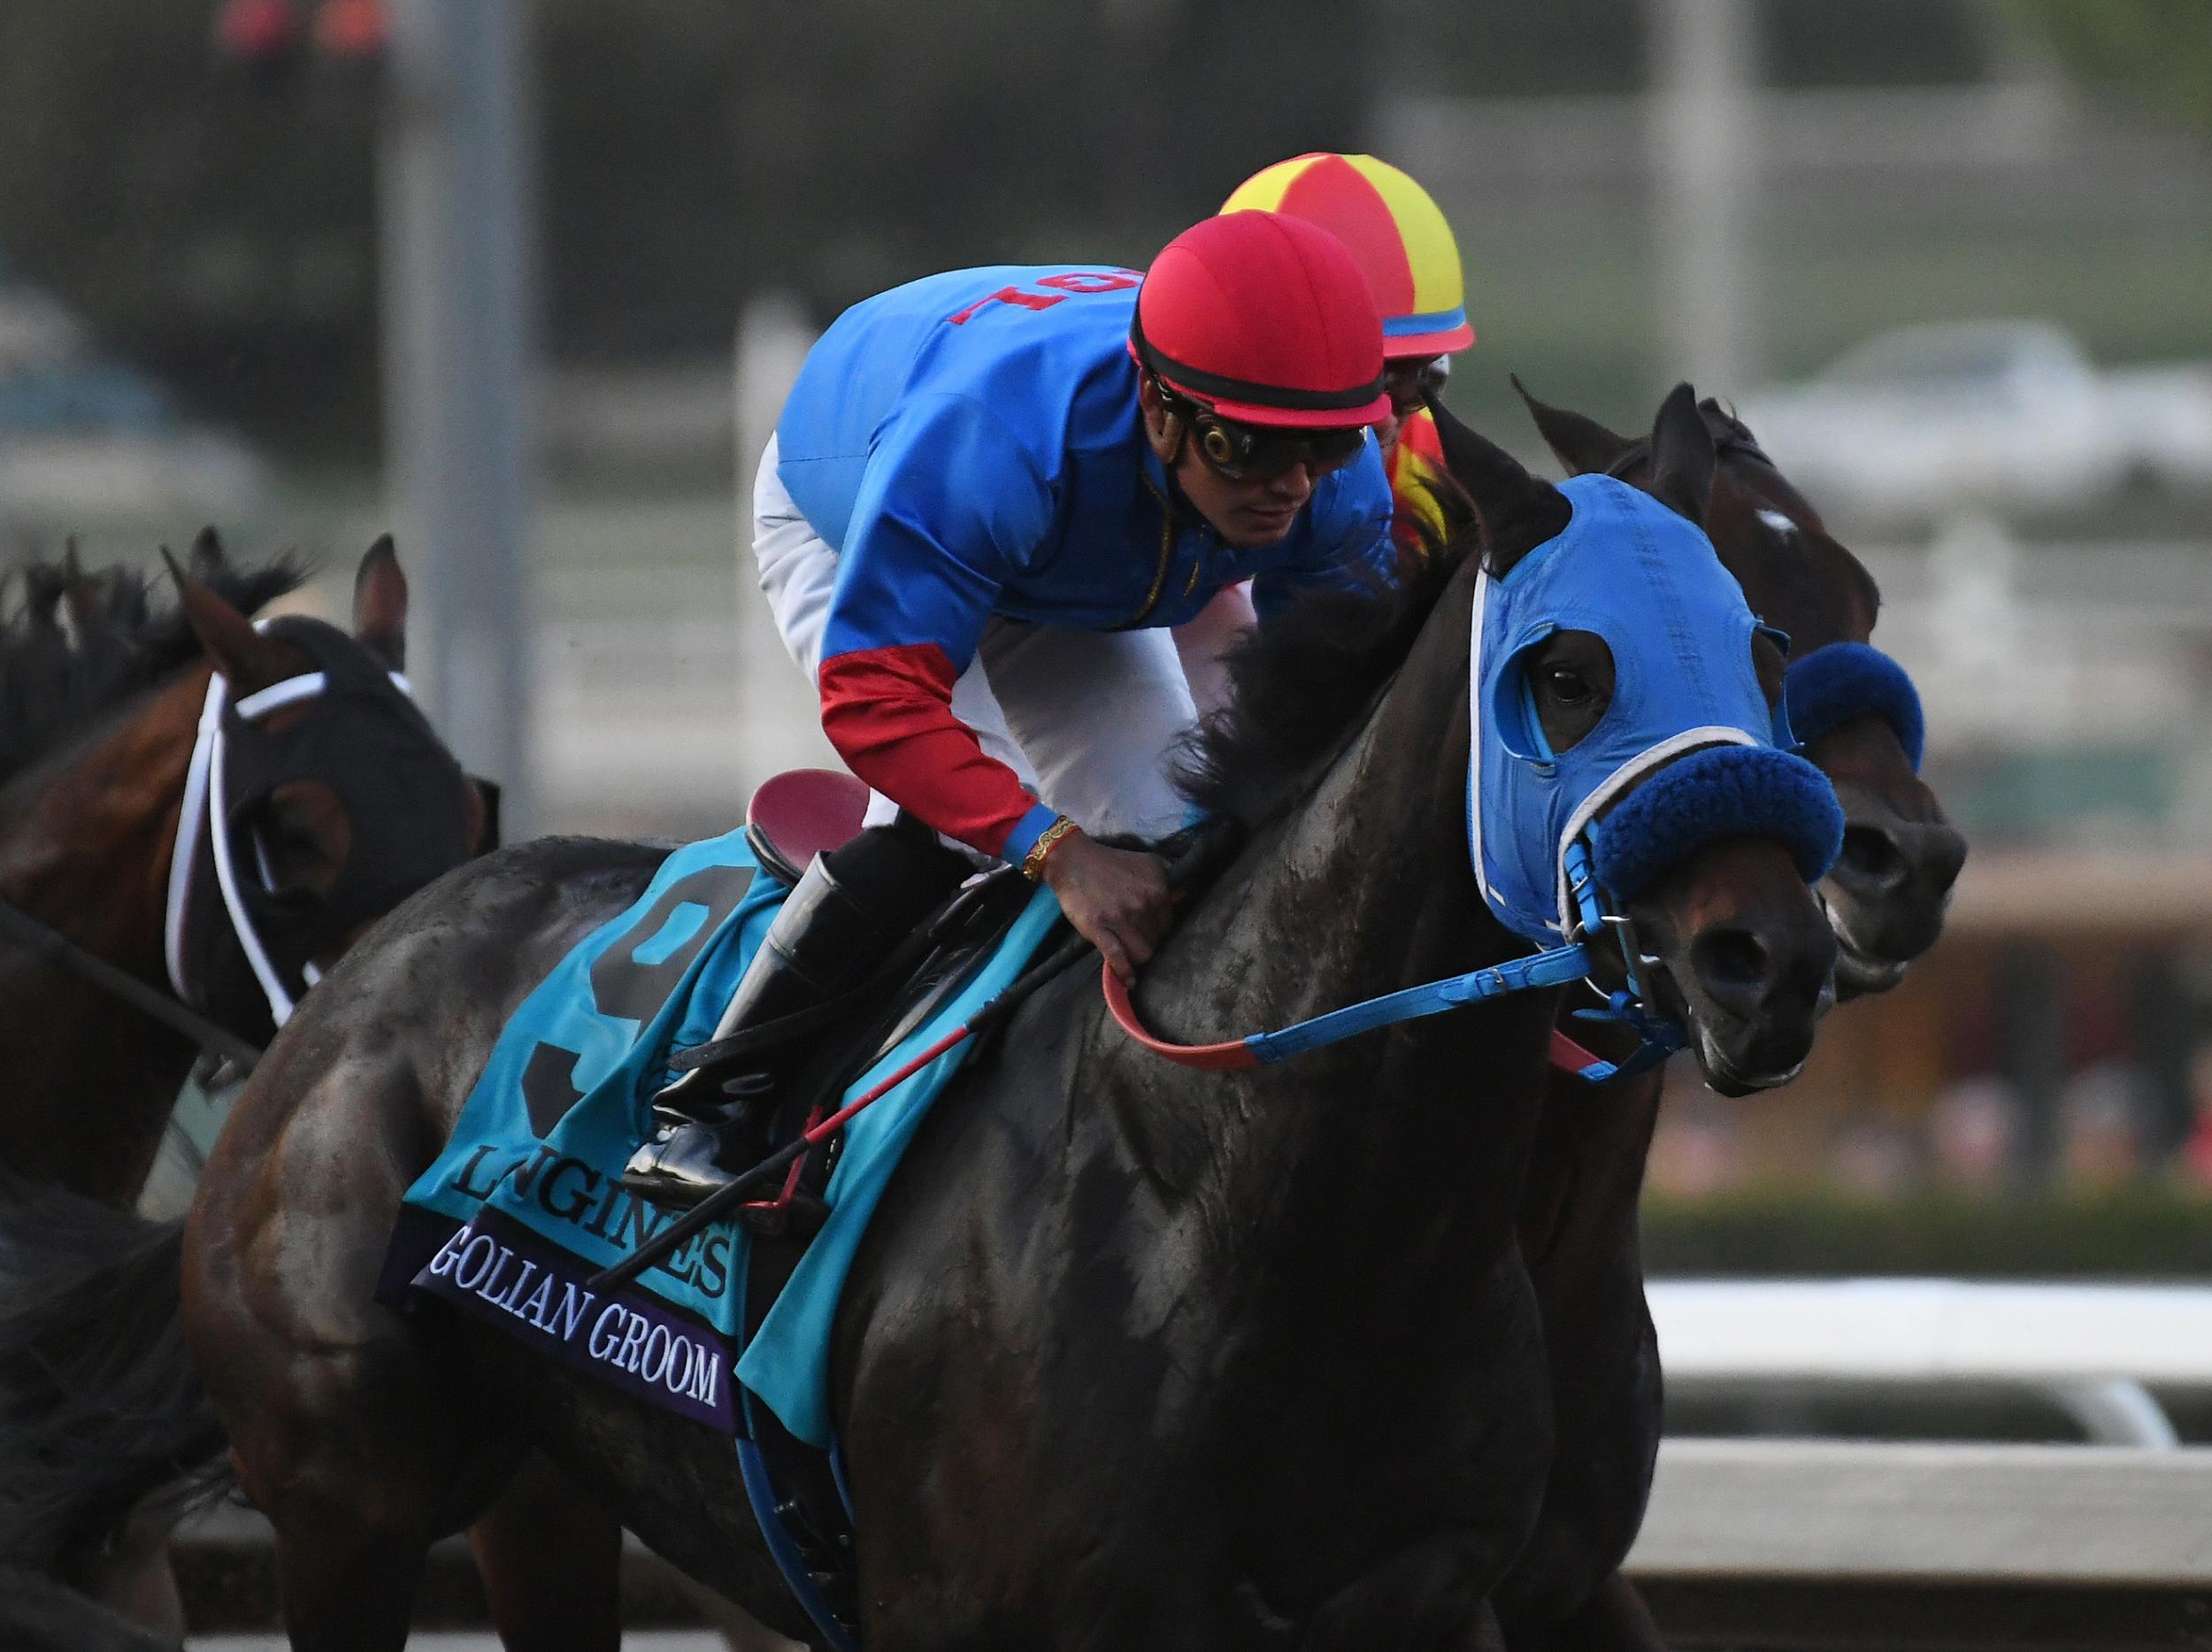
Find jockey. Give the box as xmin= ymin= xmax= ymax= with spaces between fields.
xmin=1222 ymin=151 xmax=1477 ymax=549
xmin=1172 ymin=153 xmax=1478 ymax=710
xmin=624 ymin=211 xmax=1394 ymax=1208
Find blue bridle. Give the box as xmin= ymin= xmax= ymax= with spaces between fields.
xmin=1110 ymin=477 xmax=1849 ymax=1080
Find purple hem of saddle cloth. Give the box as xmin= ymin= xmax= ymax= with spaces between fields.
xmin=383 ymin=1203 xmax=739 ymax=1433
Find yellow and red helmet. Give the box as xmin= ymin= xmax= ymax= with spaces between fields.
xmin=1222 ymin=153 xmax=1474 ymax=361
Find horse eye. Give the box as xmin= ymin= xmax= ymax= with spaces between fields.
xmin=258 ymin=804 xmax=310 ymax=849
xmin=257 ymin=803 xmax=332 ymax=874
xmin=1545 ymin=667 xmax=1593 ymax=705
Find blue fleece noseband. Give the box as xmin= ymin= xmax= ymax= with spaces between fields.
xmin=1471 ymin=474 xmax=1844 ymax=946
xmin=1784 ymin=642 xmax=1925 ymax=771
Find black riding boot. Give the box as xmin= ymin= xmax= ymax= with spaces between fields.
xmin=621 ymin=823 xmax=967 ymax=1210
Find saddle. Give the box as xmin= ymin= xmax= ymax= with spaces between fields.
xmin=744 ymin=767 xmax=870 ymax=885
xmin=730 ymin=766 xmax=1047 ymax=1640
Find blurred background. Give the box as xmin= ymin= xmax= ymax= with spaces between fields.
xmin=9 ymin=0 xmax=2212 ymax=1273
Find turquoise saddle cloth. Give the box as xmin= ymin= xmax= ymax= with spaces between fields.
xmin=381 ymin=829 xmax=1061 ymax=1448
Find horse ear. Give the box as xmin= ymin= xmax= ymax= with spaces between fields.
xmin=1511 ymin=374 xmax=1639 ymax=477
xmin=1647 ymin=382 xmax=1717 ymax=526
xmin=163 ymin=548 xmax=293 ymax=694
xmin=58 ymin=540 xmax=104 ymax=637
xmin=188 ymin=524 xmax=226 ymax=579
xmin=21 ymin=562 xmax=65 ymax=633
xmin=352 ymin=534 xmax=408 ymax=671
xmin=1425 ymin=394 xmax=1571 ymax=573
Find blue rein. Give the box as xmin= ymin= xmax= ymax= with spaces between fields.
xmin=1105 ymin=837 xmax=1686 ymax=1080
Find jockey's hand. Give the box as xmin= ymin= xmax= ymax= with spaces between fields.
xmin=1040 ymin=830 xmax=1174 ymax=985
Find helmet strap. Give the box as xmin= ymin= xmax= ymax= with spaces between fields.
xmin=1144 ymin=373 xmax=1192 ymax=469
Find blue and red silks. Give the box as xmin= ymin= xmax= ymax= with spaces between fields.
xmin=775 ymin=264 xmax=1394 ymax=860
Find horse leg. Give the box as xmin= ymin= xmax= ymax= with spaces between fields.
xmin=650 ymin=1570 xmax=809 ymax=1652
xmin=0 ymin=1566 xmax=179 ymax=1652
xmin=470 ymin=1462 xmax=803 ymax=1652
xmin=184 ymin=1057 xmax=521 ymax=1652
xmin=467 ymin=1450 xmax=622 ymax=1652
xmin=212 ymin=1321 xmax=522 ymax=1652
xmin=1296 ymin=1538 xmax=1512 ymax=1651
xmin=271 ymin=1489 xmax=434 ymax=1652
xmin=1516 ymin=1571 xmax=1664 ymax=1652
xmin=81 ymin=1518 xmax=185 ymax=1640
xmin=243 ymin=1362 xmax=503 ymax=1652
xmin=1496 ymin=1071 xmax=1668 ymax=1652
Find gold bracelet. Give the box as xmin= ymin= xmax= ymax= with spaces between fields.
xmin=1021 ymin=815 xmax=1078 ymax=882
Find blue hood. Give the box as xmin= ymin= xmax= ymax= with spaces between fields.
xmin=1469 ymin=474 xmax=1844 ymax=944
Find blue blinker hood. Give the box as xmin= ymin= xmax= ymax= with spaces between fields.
xmin=1470 ymin=474 xmax=1844 ymax=945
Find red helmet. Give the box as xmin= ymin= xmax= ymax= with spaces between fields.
xmin=1131 ymin=211 xmax=1389 ymax=430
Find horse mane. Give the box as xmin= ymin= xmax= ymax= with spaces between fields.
xmin=1176 ymin=505 xmax=1479 ymax=827
xmin=0 ymin=541 xmax=305 ymax=789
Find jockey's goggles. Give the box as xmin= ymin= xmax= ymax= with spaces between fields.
xmin=1384 ymin=356 xmax=1449 ymax=415
xmin=1158 ymin=383 xmax=1370 ymax=482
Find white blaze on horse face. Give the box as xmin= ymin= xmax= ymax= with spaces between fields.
xmin=1755 ymin=507 xmax=1800 ymax=544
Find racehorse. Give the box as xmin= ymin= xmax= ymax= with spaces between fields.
xmin=0 ymin=530 xmax=492 ymax=1205
xmin=0 ymin=531 xmax=491 ymax=1640
xmin=157 ymin=385 xmax=1839 ymax=1651
xmin=1490 ymin=386 xmax=1965 ymax=1651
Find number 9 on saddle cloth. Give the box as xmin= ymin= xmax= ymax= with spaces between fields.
xmin=620 ymin=798 xmax=986 ymax=1211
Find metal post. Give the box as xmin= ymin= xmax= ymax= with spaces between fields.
xmin=378 ymin=0 xmax=535 ymax=824
xmin=1648 ymin=0 xmax=1760 ymax=393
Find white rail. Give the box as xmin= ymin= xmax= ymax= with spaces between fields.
xmin=1631 ymin=1440 xmax=2212 ymax=1585
xmin=1648 ymin=1278 xmax=2212 ymax=1448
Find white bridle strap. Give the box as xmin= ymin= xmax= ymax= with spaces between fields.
xmin=234 ymin=668 xmax=406 ymax=720
xmin=163 ymin=628 xmax=415 ymax=1029
xmin=233 ymin=672 xmax=329 ymax=719
xmin=1464 ymin=569 xmax=1496 ymax=915
xmin=208 ymin=686 xmax=302 ymax=1026
xmin=163 ymin=673 xmax=229 ymax=1000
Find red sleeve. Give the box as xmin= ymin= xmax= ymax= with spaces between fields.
xmin=817 ymin=642 xmax=1051 ymax=858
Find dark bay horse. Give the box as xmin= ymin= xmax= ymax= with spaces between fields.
xmin=1491 ymin=387 xmax=1966 ymax=1652
xmin=0 ymin=531 xmax=491 ymax=1205
xmin=144 ymin=388 xmax=1838 ymax=1651
xmin=0 ymin=532 xmax=490 ymax=1640
xmin=1 ymin=390 xmax=1839 ymax=1651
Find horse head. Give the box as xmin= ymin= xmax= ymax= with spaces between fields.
xmin=165 ymin=529 xmax=494 ymax=1021
xmin=1432 ymin=388 xmax=1839 ymax=1094
xmin=1514 ymin=380 xmax=1965 ymax=996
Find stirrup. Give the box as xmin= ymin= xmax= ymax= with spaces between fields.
xmin=621 ymin=1118 xmax=750 ymax=1209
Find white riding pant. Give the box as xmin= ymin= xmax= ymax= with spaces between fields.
xmin=750 ymin=434 xmax=1200 ymax=847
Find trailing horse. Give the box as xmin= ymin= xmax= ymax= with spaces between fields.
xmin=0 ymin=530 xmax=494 ymax=1204
xmin=1491 ymin=385 xmax=1965 ymax=1651
xmin=0 ymin=531 xmax=493 ymax=1637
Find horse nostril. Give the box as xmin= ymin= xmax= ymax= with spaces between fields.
xmin=1835 ymin=825 xmax=1907 ymax=895
xmin=1690 ymin=926 xmax=1771 ymax=1010
xmin=1917 ymin=821 xmax=1968 ymax=899
xmin=1688 ymin=918 xmax=1834 ymax=1029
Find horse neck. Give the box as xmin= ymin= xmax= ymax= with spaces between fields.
xmin=0 ymin=667 xmax=210 ymax=1201
xmin=1113 ymin=575 xmax=1557 ymax=1253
